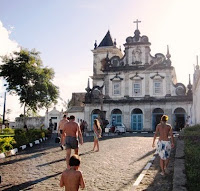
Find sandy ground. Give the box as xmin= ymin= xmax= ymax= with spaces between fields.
xmin=0 ymin=134 xmax=156 ymax=191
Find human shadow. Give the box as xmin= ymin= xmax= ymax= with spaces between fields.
xmin=2 ymin=172 xmax=62 ymax=191
xmin=0 ymin=152 xmax=47 ymax=166
xmin=79 ymin=150 xmax=94 ymax=156
xmin=136 ymin=150 xmax=156 ymax=162
xmin=36 ymin=158 xmax=65 ymax=167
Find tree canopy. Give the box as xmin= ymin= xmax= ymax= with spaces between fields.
xmin=0 ymin=49 xmax=59 ymax=114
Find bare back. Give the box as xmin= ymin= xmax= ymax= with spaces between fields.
xmin=58 ymin=119 xmax=68 ymax=131
xmin=156 ymin=122 xmax=172 ymax=141
xmin=63 ymin=121 xmax=79 ymax=137
xmin=60 ymin=169 xmax=83 ymax=191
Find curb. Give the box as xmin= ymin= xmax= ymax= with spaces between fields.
xmin=0 ymin=137 xmax=48 ymax=159
xmin=172 ymin=131 xmax=187 ymax=191
xmin=85 ymin=131 xmax=154 ymax=137
xmin=131 ymin=152 xmax=157 ymax=190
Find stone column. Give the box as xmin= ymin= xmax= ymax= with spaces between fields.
xmin=123 ymin=104 xmax=130 ymax=129
xmin=124 ymin=72 xmax=129 ymax=97
xmin=145 ymin=73 xmax=150 ymax=96
xmin=143 ymin=106 xmax=152 ymax=131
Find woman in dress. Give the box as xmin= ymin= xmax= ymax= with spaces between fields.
xmin=92 ymin=119 xmax=102 ymax=152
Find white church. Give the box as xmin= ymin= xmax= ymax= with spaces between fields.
xmin=81 ymin=20 xmax=193 ymax=131
xmin=15 ymin=21 xmax=199 ymax=132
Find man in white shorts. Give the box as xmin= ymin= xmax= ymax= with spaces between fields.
xmin=152 ymin=115 xmax=175 ymax=175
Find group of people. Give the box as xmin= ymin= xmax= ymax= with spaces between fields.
xmin=58 ymin=114 xmax=175 ymax=190
xmin=57 ymin=115 xmax=102 ymax=190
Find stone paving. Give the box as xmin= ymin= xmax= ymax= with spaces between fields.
xmin=0 ymin=133 xmax=155 ymax=191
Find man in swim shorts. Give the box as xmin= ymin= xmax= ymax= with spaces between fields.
xmin=58 ymin=115 xmax=68 ymax=150
xmin=62 ymin=115 xmax=83 ymax=169
xmin=152 ymin=115 xmax=175 ymax=175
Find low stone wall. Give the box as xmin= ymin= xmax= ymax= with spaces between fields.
xmin=15 ymin=117 xmax=45 ymax=129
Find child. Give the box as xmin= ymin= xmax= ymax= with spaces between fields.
xmin=60 ymin=154 xmax=85 ymax=190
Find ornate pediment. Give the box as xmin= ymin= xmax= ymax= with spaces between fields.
xmin=130 ymin=72 xmax=144 ymax=80
xmin=150 ymin=72 xmax=165 ymax=79
xmin=110 ymin=73 xmax=123 ymax=81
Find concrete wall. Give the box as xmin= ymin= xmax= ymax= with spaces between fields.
xmin=15 ymin=117 xmax=45 ymax=129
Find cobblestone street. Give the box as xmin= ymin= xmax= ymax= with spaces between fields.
xmin=0 ymin=133 xmax=155 ymax=191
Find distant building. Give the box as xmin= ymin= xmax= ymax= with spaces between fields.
xmin=15 ymin=107 xmax=63 ymax=131
xmin=81 ymin=21 xmax=192 ymax=131
xmin=67 ymin=93 xmax=85 ymax=123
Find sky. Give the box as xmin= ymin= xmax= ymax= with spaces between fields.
xmin=0 ymin=0 xmax=200 ymax=121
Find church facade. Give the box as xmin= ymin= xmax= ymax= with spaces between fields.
xmin=83 ymin=22 xmax=193 ymax=131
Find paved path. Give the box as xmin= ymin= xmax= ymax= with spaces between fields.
xmin=0 ymin=134 xmax=155 ymax=191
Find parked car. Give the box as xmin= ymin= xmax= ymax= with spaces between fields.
xmin=105 ymin=123 xmax=126 ymax=133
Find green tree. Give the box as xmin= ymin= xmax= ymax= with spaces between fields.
xmin=0 ymin=49 xmax=59 ymax=115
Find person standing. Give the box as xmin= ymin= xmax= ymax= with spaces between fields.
xmin=58 ymin=114 xmax=68 ymax=150
xmin=62 ymin=115 xmax=83 ymax=169
xmin=152 ymin=115 xmax=175 ymax=176
xmin=80 ymin=119 xmax=84 ymax=135
xmin=92 ymin=119 xmax=102 ymax=152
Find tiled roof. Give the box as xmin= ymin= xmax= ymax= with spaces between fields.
xmin=67 ymin=106 xmax=84 ymax=113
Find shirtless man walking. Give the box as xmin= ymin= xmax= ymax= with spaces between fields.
xmin=152 ymin=115 xmax=175 ymax=176
xmin=62 ymin=115 xmax=83 ymax=169
xmin=58 ymin=114 xmax=68 ymax=150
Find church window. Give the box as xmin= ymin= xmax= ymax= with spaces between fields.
xmin=132 ymin=81 xmax=142 ymax=96
xmin=154 ymin=80 xmax=162 ymax=94
xmin=113 ymin=82 xmax=121 ymax=95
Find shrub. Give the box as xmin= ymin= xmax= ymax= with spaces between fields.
xmin=184 ymin=125 xmax=200 ymax=191
xmin=1 ymin=127 xmax=14 ymax=135
xmin=14 ymin=128 xmax=48 ymax=147
xmin=0 ymin=137 xmax=16 ymax=153
xmin=0 ymin=128 xmax=48 ymax=152
xmin=14 ymin=129 xmax=29 ymax=147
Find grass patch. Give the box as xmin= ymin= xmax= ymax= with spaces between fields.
xmin=184 ymin=125 xmax=200 ymax=191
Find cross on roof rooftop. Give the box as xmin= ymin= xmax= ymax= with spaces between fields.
xmin=133 ymin=19 xmax=141 ymax=30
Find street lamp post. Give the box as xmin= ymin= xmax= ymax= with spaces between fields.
xmin=2 ymin=91 xmax=6 ymax=126
xmin=23 ymin=87 xmax=27 ymax=128
xmin=2 ymin=83 xmax=7 ymax=128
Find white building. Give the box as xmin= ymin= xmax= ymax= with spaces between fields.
xmin=192 ymin=56 xmax=200 ymax=125
xmin=15 ymin=107 xmax=63 ymax=131
xmin=83 ymin=22 xmax=192 ymax=131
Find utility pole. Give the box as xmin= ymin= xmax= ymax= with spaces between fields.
xmin=2 ymin=91 xmax=6 ymax=127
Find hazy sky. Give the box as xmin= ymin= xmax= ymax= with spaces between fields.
xmin=0 ymin=0 xmax=200 ymax=120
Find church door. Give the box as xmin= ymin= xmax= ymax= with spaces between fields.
xmin=111 ymin=114 xmax=122 ymax=126
xmin=91 ymin=114 xmax=98 ymax=130
xmin=152 ymin=108 xmax=164 ymax=131
xmin=131 ymin=114 xmax=143 ymax=131
xmin=173 ymin=108 xmax=186 ymax=131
